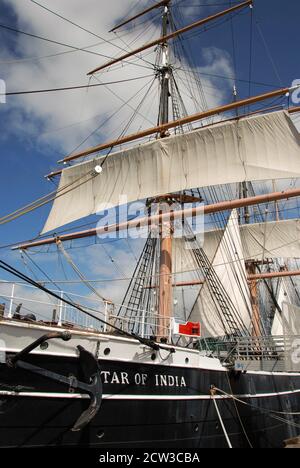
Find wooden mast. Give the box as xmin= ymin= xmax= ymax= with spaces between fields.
xmin=157 ymin=4 xmax=173 ymax=341
xmin=158 ymin=219 xmax=173 ymax=340
xmin=247 ymin=262 xmax=261 ymax=337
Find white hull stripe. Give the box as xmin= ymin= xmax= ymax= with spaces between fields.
xmin=2 ymin=348 xmax=300 ymax=375
xmin=0 ymin=347 xmax=225 ymax=372
xmin=0 ymin=389 xmax=300 ymax=400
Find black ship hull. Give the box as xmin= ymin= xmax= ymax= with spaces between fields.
xmin=0 ymin=352 xmax=299 ymax=448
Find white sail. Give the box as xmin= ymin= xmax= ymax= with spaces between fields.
xmin=282 ymin=302 xmax=300 ymax=371
xmin=202 ymin=218 xmax=300 ymax=263
xmin=174 ymin=218 xmax=300 ymax=278
xmin=271 ymin=279 xmax=300 ymax=337
xmin=43 ymin=110 xmax=300 ymax=233
xmin=190 ymin=210 xmax=252 ymax=338
xmin=281 ymin=302 xmax=300 ymax=336
xmin=271 ymin=281 xmax=289 ymax=336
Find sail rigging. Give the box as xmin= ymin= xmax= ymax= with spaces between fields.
xmin=56 ymin=86 xmax=300 ymax=164
xmin=271 ymin=280 xmax=288 ymax=337
xmin=1 ymin=0 xmax=300 ymax=450
xmin=202 ymin=218 xmax=300 ymax=263
xmin=109 ymin=0 xmax=171 ymax=33
xmin=43 ymin=111 xmax=300 ymax=233
xmin=88 ymin=1 xmax=253 ymax=75
xmin=189 ymin=210 xmax=252 ymax=337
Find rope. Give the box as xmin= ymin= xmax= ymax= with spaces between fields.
xmin=0 ymin=169 xmax=96 ymax=225
xmin=0 ymin=75 xmax=156 ymax=227
xmin=212 ymin=386 xmax=300 ymax=418
xmin=28 ymin=0 xmax=155 ymax=69
xmin=225 ymin=373 xmax=253 ymax=447
xmin=56 ymin=240 xmax=111 ymax=303
xmin=3 ymin=75 xmax=153 ymax=97
xmin=210 ymin=387 xmax=233 ymax=448
xmin=255 ymin=18 xmax=283 ymax=87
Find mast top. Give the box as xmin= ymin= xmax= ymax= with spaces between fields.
xmin=88 ymin=0 xmax=253 ymax=75
xmin=109 ymin=0 xmax=171 ymax=33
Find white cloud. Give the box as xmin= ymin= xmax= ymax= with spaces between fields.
xmin=1 ymin=0 xmax=234 ymax=161
xmin=1 ymin=0 xmax=159 ymax=155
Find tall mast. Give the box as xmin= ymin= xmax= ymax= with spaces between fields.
xmin=159 ymin=4 xmax=170 ymax=131
xmin=247 ymin=261 xmax=261 ymax=337
xmin=157 ymin=4 xmax=173 ymax=341
xmin=242 ymin=182 xmax=250 ymax=224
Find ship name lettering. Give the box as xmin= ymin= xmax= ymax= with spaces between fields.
xmin=134 ymin=373 xmax=148 ymax=386
xmin=155 ymin=374 xmax=186 ymax=387
xmin=100 ymin=371 xmax=129 ymax=385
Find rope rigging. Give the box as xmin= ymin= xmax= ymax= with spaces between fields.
xmin=1 ymin=75 xmax=153 ymax=97
xmin=212 ymin=386 xmax=300 ymax=419
xmin=0 ymin=71 xmax=157 ymax=228
xmin=56 ymin=240 xmax=110 ymax=303
xmin=28 ymin=0 xmax=157 ymax=69
xmin=62 ymin=76 xmax=156 ymax=164
xmin=0 ymin=22 xmax=157 ymax=67
xmin=0 ymin=22 xmax=152 ymax=71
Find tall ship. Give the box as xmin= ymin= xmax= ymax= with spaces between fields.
xmin=1 ymin=0 xmax=300 ymax=448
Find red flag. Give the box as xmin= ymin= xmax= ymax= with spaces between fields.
xmin=174 ymin=321 xmax=201 ymax=337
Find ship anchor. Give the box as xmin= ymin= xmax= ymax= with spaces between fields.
xmin=7 ymin=332 xmax=103 ymax=432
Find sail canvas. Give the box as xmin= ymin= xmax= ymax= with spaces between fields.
xmin=43 ymin=111 xmax=300 ymax=233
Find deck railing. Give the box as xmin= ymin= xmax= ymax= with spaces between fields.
xmin=0 ymin=281 xmax=110 ymax=332
xmin=0 ymin=281 xmax=173 ymax=339
xmin=1 ymin=281 xmax=299 ymax=366
xmin=206 ymin=335 xmax=300 ymax=372
xmin=109 ymin=312 xmax=172 ymax=339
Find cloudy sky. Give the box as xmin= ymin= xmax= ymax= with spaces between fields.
xmin=0 ymin=0 xmax=300 ymax=307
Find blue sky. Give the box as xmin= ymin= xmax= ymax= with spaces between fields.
xmin=0 ymin=0 xmax=299 ymax=297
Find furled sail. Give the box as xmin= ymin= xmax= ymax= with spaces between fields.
xmin=189 ymin=210 xmax=252 ymax=338
xmin=43 ymin=110 xmax=300 ymax=233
